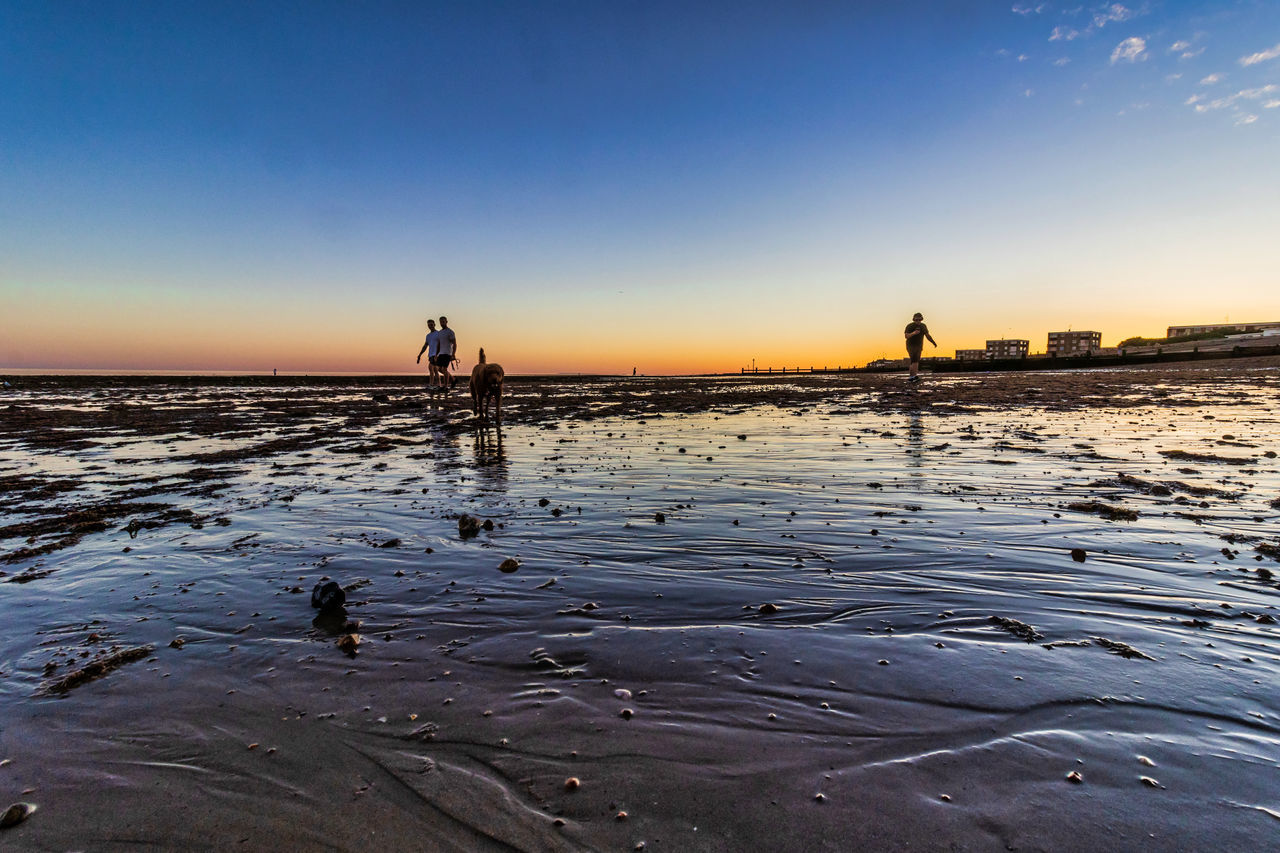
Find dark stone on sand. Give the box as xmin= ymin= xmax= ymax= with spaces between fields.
xmin=538 ymin=498 xmax=550 ymax=507
xmin=1066 ymin=771 xmax=1083 ymax=784
xmin=1066 ymin=501 xmax=1139 ymax=522
xmin=169 ymin=636 xmax=186 ymax=649
xmin=458 ymin=514 xmax=481 ymax=538
xmin=482 ymin=519 xmax=495 ymax=530
xmin=550 ymin=508 xmax=562 ymax=517
xmin=377 ymin=537 xmax=401 ymax=548
xmin=498 ymin=558 xmax=520 ymax=573
xmin=737 ymin=434 xmax=747 ymax=440
xmin=311 ymin=581 xmax=346 ymax=612
xmin=336 ymin=633 xmax=360 ymax=655
xmin=654 ymin=511 xmax=665 ymax=523
xmin=989 ymin=615 xmax=1044 ymax=642
xmin=1149 ymin=485 xmax=1172 ymax=497
xmin=1256 ymin=543 xmax=1280 ymax=562
xmin=1 ymin=802 xmax=36 ymax=829
xmin=371 ymin=394 xmax=389 ymax=403
xmin=1070 ymin=548 xmax=1087 ymax=563
xmin=759 ymin=603 xmax=779 ymax=615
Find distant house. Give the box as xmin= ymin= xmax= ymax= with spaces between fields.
xmin=954 ymin=348 xmax=987 ymax=361
xmin=1047 ymin=330 xmax=1101 ymax=357
xmin=1166 ymin=321 xmax=1280 ymax=337
xmin=985 ymin=339 xmax=1029 ymax=359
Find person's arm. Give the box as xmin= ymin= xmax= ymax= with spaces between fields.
xmin=926 ymin=328 xmax=937 ymax=347
xmin=417 ymin=339 xmax=428 ymax=363
xmin=905 ymin=328 xmax=921 ymax=341
xmin=451 ymin=334 xmax=460 ymax=364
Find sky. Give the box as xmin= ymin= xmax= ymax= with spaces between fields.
xmin=2 ymin=0 xmax=1278 ymax=374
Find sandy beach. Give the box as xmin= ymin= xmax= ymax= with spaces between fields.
xmin=3 ymin=362 xmax=1280 ymax=850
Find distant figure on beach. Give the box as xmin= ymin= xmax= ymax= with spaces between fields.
xmin=904 ymin=312 xmax=937 ymax=382
xmin=416 ymin=318 xmax=440 ymax=390
xmin=435 ymin=316 xmax=458 ymax=390
xmin=633 ymin=367 xmax=637 ymax=376
xmin=273 ymin=368 xmax=276 ymax=376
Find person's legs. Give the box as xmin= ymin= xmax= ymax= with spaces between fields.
xmin=908 ymin=350 xmax=921 ymax=378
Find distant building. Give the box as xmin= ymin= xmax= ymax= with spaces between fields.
xmin=1167 ymin=321 xmax=1280 ymax=337
xmin=986 ymin=339 xmax=1029 ymax=360
xmin=1047 ymin=330 xmax=1101 ymax=357
xmin=955 ymin=349 xmax=988 ymax=361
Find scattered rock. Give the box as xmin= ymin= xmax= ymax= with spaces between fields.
xmin=168 ymin=636 xmax=186 ymax=649
xmin=758 ymin=603 xmax=779 ymax=615
xmin=458 ymin=514 xmax=481 ymax=538
xmin=1092 ymin=637 xmax=1155 ymax=660
xmin=1 ymin=802 xmax=36 ymax=829
xmin=1065 ymin=771 xmax=1083 ymax=784
xmin=989 ymin=615 xmax=1044 ymax=642
xmin=39 ymin=645 xmax=155 ymax=694
xmin=1066 ymin=501 xmax=1138 ymax=522
xmin=654 ymin=512 xmax=666 ymax=523
xmin=337 ymin=633 xmax=361 ymax=655
xmin=1139 ymin=776 xmax=1164 ymax=788
xmin=311 ymin=581 xmax=346 ymax=613
xmin=1070 ymin=548 xmax=1087 ymax=563
xmin=498 ymin=558 xmax=520 ymax=573
xmin=377 ymin=538 xmax=401 ymax=548
xmin=564 ymin=777 xmax=581 ymax=791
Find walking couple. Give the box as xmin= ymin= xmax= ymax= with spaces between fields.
xmin=416 ymin=316 xmax=458 ymax=392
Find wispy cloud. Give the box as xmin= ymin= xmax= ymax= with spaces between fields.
xmin=1200 ymin=73 xmax=1224 ymax=85
xmin=1179 ymin=47 xmax=1205 ymax=59
xmin=1191 ymin=84 xmax=1279 ymax=112
xmin=1050 ymin=25 xmax=1082 ymax=42
xmin=1165 ymin=73 xmax=1182 ymax=82
xmin=1235 ymin=114 xmax=1258 ymax=126
xmin=1170 ymin=40 xmax=1190 ymax=52
xmin=1239 ymin=42 xmax=1280 ymax=66
xmin=1092 ymin=4 xmax=1135 ymax=29
xmin=1011 ymin=3 xmax=1047 ymax=15
xmin=1111 ymin=37 xmax=1147 ymax=64
xmin=1266 ymin=100 xmax=1280 ymax=109
xmin=1053 ymin=57 xmax=1071 ymax=66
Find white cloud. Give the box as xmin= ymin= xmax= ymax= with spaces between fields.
xmin=1235 ymin=114 xmax=1258 ymax=126
xmin=1170 ymin=40 xmax=1190 ymax=52
xmin=1240 ymin=42 xmax=1280 ymax=66
xmin=1050 ymin=25 xmax=1081 ymax=41
xmin=1054 ymin=57 xmax=1071 ymax=66
xmin=1018 ymin=53 xmax=1029 ymax=62
xmin=1200 ymin=73 xmax=1224 ymax=85
xmin=1111 ymin=37 xmax=1147 ymax=64
xmin=1165 ymin=73 xmax=1182 ymax=82
xmin=1180 ymin=47 xmax=1205 ymax=59
xmin=1185 ymin=94 xmax=1202 ymax=105
xmin=1011 ymin=3 xmax=1045 ymax=15
xmin=1265 ymin=100 xmax=1280 ymax=109
xmin=1093 ymin=4 xmax=1134 ymax=28
xmin=1191 ymin=84 xmax=1279 ymax=112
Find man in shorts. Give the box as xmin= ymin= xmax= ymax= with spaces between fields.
xmin=434 ymin=316 xmax=458 ymax=390
xmin=416 ymin=318 xmax=441 ymax=390
xmin=904 ymin=312 xmax=937 ymax=382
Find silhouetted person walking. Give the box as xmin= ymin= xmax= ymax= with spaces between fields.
xmin=435 ymin=316 xmax=458 ymax=390
xmin=904 ymin=312 xmax=936 ymax=382
xmin=416 ymin=318 xmax=441 ymax=390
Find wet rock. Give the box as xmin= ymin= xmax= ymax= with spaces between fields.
xmin=758 ymin=603 xmax=779 ymax=615
xmin=482 ymin=519 xmax=495 ymax=531
xmin=458 ymin=514 xmax=481 ymax=538
xmin=1256 ymin=543 xmax=1280 ymax=562
xmin=1065 ymin=501 xmax=1138 ymax=522
xmin=1065 ymin=771 xmax=1083 ymax=784
xmin=376 ymin=538 xmax=401 ymax=548
xmin=1 ymin=802 xmax=36 ymax=829
xmin=498 ymin=558 xmax=520 ymax=573
xmin=337 ymin=633 xmax=361 ymax=655
xmin=168 ymin=636 xmax=186 ymax=649
xmin=877 ymin=659 xmax=889 ymax=666
xmin=311 ymin=581 xmax=346 ymax=613
xmin=1149 ymin=485 xmax=1172 ymax=497
xmin=654 ymin=511 xmax=665 ymax=523
xmin=619 ymin=708 xmax=634 ymax=719
xmin=989 ymin=615 xmax=1044 ymax=642
xmin=1092 ymin=637 xmax=1155 ymax=660
xmin=564 ymin=777 xmax=581 ymax=791
xmin=1070 ymin=548 xmax=1087 ymax=563
xmin=1139 ymin=776 xmax=1164 ymax=788
xmin=538 ymin=498 xmax=550 ymax=507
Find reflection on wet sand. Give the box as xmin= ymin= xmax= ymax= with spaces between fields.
xmin=1 ymin=365 xmax=1279 ymax=850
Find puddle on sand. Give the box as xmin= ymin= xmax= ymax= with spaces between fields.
xmin=1 ymin=371 xmax=1279 ymax=850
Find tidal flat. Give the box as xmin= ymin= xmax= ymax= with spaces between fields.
xmin=2 ymin=364 xmax=1280 ymax=851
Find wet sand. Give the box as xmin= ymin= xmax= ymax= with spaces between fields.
xmin=2 ymin=362 xmax=1280 ymax=850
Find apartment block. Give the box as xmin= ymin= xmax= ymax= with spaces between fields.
xmin=1167 ymin=321 xmax=1280 ymax=337
xmin=1047 ymin=330 xmax=1101 ymax=356
xmin=985 ymin=339 xmax=1029 ymax=360
xmin=954 ymin=349 xmax=988 ymax=361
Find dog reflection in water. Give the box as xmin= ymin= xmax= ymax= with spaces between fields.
xmin=469 ymin=348 xmax=505 ymax=423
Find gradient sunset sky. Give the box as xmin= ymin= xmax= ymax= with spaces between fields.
xmin=3 ymin=1 xmax=1278 ymax=374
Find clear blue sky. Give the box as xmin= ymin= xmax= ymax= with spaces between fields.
xmin=3 ymin=1 xmax=1278 ymax=372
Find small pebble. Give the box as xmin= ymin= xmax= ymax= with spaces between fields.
xmin=1066 ymin=770 xmax=1083 ymax=784
xmin=564 ymin=777 xmax=580 ymax=791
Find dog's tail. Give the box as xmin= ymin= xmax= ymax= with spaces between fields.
xmin=478 ymin=348 xmax=486 ymax=364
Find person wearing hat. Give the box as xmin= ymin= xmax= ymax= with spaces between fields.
xmin=904 ymin=312 xmax=936 ymax=382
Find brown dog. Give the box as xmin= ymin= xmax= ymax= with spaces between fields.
xmin=469 ymin=348 xmax=504 ymax=422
